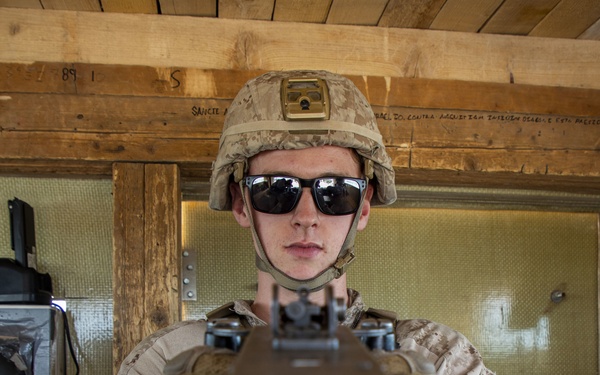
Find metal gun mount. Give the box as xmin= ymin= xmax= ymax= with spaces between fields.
xmin=270 ymin=284 xmax=346 ymax=351
xmin=205 ymin=285 xmax=397 ymax=353
xmin=204 ymin=285 xmax=415 ymax=374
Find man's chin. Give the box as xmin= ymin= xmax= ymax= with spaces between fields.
xmin=281 ymin=265 xmax=328 ymax=282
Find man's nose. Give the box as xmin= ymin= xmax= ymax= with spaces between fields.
xmin=291 ymin=188 xmax=319 ymax=227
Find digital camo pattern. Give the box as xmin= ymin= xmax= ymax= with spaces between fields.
xmin=209 ymin=70 xmax=397 ymax=211
xmin=119 ymin=290 xmax=494 ymax=375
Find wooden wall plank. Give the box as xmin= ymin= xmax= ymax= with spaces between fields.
xmin=326 ymin=0 xmax=387 ymax=26
xmin=411 ymin=148 xmax=599 ymax=176
xmin=159 ymin=0 xmax=216 ymax=16
xmin=2 ymin=92 xmax=598 ymax=152
xmin=1 ymin=61 xmax=599 ymax=190
xmin=375 ymin=107 xmax=600 ymax=150
xmin=2 ymin=63 xmax=600 ymax=117
xmin=2 ymin=8 xmax=600 ymax=89
xmin=0 ymin=131 xmax=219 ymax=163
xmin=112 ymin=162 xmax=145 ymax=373
xmin=1 ymin=101 xmax=598 ymax=175
xmin=273 ymin=0 xmax=331 ymax=23
xmin=3 ymin=88 xmax=598 ymax=135
xmin=392 ymin=168 xmax=600 ymax=195
xmin=0 ymin=63 xmax=257 ymax=98
xmin=218 ymin=0 xmax=273 ymax=20
xmin=1 ymin=93 xmax=226 ymax=135
xmin=142 ymin=163 xmax=181 ymax=336
xmin=0 ymin=159 xmax=112 ymax=177
xmin=352 ymin=76 xmax=600 ymax=116
xmin=378 ymin=0 xmax=446 ymax=28
xmin=429 ymin=0 xmax=503 ymax=32
xmin=481 ymin=0 xmax=560 ymax=35
xmin=529 ymin=0 xmax=600 ymax=39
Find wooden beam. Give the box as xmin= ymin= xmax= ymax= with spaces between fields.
xmin=1 ymin=63 xmax=599 ymax=194
xmin=112 ymin=162 xmax=181 ymax=374
xmin=1 ymin=8 xmax=600 ymax=89
xmin=113 ymin=163 xmax=145 ymax=373
xmin=2 ymin=63 xmax=600 ymax=115
xmin=143 ymin=163 xmax=181 ymax=336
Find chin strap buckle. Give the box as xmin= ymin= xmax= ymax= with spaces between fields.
xmin=333 ymin=251 xmax=356 ymax=274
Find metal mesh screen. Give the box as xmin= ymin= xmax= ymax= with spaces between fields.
xmin=0 ymin=177 xmax=113 ymax=375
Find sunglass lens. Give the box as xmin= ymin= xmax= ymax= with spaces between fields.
xmin=250 ymin=176 xmax=300 ymax=214
xmin=314 ymin=178 xmax=362 ymax=215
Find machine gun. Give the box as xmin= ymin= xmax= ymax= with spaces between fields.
xmin=201 ymin=285 xmax=435 ymax=375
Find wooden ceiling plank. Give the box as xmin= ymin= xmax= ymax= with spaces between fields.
xmin=326 ymin=0 xmax=387 ymax=26
xmin=480 ymin=0 xmax=561 ymax=36
xmin=429 ymin=0 xmax=504 ymax=32
xmin=159 ymin=0 xmax=216 ymax=16
xmin=273 ymin=0 xmax=332 ymax=23
xmin=218 ymin=0 xmax=274 ymax=20
xmin=529 ymin=0 xmax=600 ymax=39
xmin=0 ymin=0 xmax=42 ymax=8
xmin=378 ymin=0 xmax=446 ymax=28
xmin=579 ymin=18 xmax=600 ymax=41
xmin=102 ymin=0 xmax=157 ymax=13
xmin=2 ymin=8 xmax=600 ymax=90
xmin=41 ymin=0 xmax=101 ymax=12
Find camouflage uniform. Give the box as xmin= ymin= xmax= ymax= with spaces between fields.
xmin=118 ymin=71 xmax=494 ymax=375
xmin=118 ymin=289 xmax=494 ymax=375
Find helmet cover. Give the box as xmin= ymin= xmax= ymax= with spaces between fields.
xmin=209 ymin=70 xmax=396 ymax=210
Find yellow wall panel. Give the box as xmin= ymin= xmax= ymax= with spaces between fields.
xmin=184 ymin=203 xmax=599 ymax=374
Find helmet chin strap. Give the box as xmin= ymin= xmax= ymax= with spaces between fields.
xmin=235 ymin=160 xmax=372 ymax=293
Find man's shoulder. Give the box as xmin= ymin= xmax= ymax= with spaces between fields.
xmin=118 ymin=320 xmax=208 ymax=375
xmin=395 ymin=318 xmax=494 ymax=375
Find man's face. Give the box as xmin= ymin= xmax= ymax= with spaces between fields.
xmin=239 ymin=145 xmax=373 ymax=280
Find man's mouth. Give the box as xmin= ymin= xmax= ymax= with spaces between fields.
xmin=285 ymin=242 xmax=323 ymax=258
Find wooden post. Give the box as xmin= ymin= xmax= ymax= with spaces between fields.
xmin=112 ymin=162 xmax=181 ymax=373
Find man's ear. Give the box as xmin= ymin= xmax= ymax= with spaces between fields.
xmin=230 ymin=183 xmax=251 ymax=228
xmin=357 ymin=183 xmax=374 ymax=231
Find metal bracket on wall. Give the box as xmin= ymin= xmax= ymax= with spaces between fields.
xmin=181 ymin=249 xmax=197 ymax=301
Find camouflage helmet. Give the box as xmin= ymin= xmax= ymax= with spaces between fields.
xmin=209 ymin=70 xmax=396 ymax=210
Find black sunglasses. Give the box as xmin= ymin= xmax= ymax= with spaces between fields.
xmin=244 ymin=175 xmax=367 ymax=215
